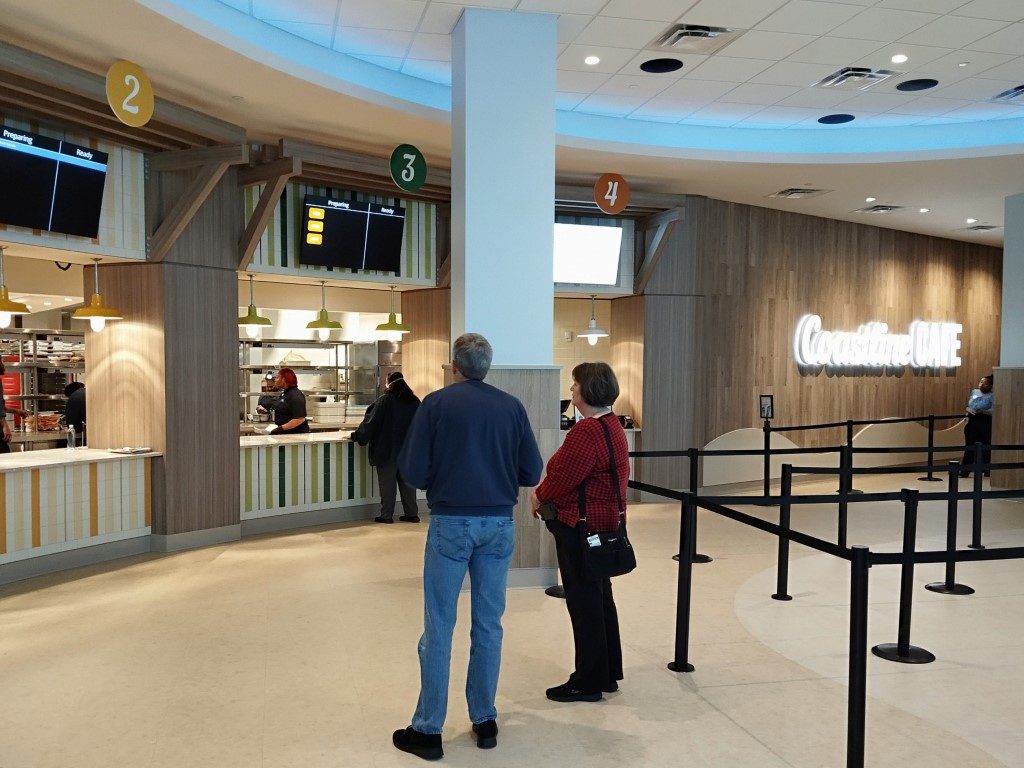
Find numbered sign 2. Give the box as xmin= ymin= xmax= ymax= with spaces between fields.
xmin=106 ymin=61 xmax=155 ymax=127
xmin=390 ymin=144 xmax=427 ymax=193
xmin=594 ymin=173 xmax=630 ymax=215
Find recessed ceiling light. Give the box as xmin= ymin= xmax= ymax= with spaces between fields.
xmin=958 ymin=61 xmax=970 ymax=68
xmin=584 ymin=55 xmax=600 ymax=66
xmin=640 ymin=58 xmax=684 ymax=74
xmin=64 ymin=297 xmax=74 ymax=303
xmin=891 ymin=54 xmax=908 ymax=64
xmin=865 ymin=197 xmax=876 ymax=203
xmin=919 ymin=208 xmax=929 ymax=213
xmin=43 ymin=301 xmax=52 ymax=306
xmin=231 ymin=95 xmax=245 ymax=102
xmin=966 ymin=218 xmax=978 ymax=224
xmin=897 ymin=78 xmax=939 ymax=92
xmin=818 ymin=113 xmax=855 ymax=125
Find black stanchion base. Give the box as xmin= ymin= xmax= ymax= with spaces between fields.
xmin=836 ymin=488 xmax=865 ymax=494
xmin=771 ymin=593 xmax=793 ymax=601
xmin=925 ymin=581 xmax=975 ymax=595
xmin=672 ymin=553 xmax=713 ymax=564
xmin=544 ymin=585 xmax=566 ymax=599
xmin=968 ymin=543 xmax=986 ymax=550
xmin=917 ymin=476 xmax=944 ymax=482
xmin=667 ymin=661 xmax=695 ymax=673
xmin=871 ymin=643 xmax=936 ymax=664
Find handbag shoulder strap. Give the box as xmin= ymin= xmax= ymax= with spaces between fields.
xmin=597 ymin=415 xmax=625 ymax=516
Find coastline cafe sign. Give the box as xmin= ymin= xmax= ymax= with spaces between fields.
xmin=793 ymin=314 xmax=963 ymax=374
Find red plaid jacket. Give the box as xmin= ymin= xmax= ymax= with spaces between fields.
xmin=536 ymin=413 xmax=629 ymax=531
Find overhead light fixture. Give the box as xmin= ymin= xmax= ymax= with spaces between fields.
xmin=43 ymin=301 xmax=52 ymax=306
xmin=578 ymin=295 xmax=609 ymax=347
xmin=0 ymin=247 xmax=30 ymax=330
xmin=891 ymin=54 xmax=908 ymax=64
xmin=584 ymin=55 xmax=600 ymax=66
xmin=376 ymin=285 xmax=410 ymax=336
xmin=64 ymin=297 xmax=74 ymax=303
xmin=238 ymin=274 xmax=272 ymax=339
xmin=966 ymin=218 xmax=978 ymax=224
xmin=919 ymin=208 xmax=930 ymax=213
xmin=73 ymin=258 xmax=122 ymax=332
xmin=958 ymin=61 xmax=969 ymax=68
xmin=865 ymin=197 xmax=876 ymax=203
xmin=306 ymin=280 xmax=342 ymax=342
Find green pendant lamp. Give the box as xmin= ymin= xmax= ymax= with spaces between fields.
xmin=306 ymin=280 xmax=342 ymax=341
xmin=238 ymin=274 xmax=272 ymax=339
xmin=376 ymin=285 xmax=410 ymax=335
xmin=73 ymin=258 xmax=123 ymax=332
xmin=0 ymin=247 xmax=30 ymax=330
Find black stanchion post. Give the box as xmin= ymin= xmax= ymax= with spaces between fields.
xmin=674 ymin=449 xmax=713 ymax=564
xmin=762 ymin=419 xmax=771 ymax=500
xmin=969 ymin=442 xmax=985 ymax=550
xmin=838 ymin=445 xmax=850 ymax=549
xmin=872 ymin=489 xmax=935 ymax=664
xmin=772 ymin=464 xmax=794 ymax=601
xmin=926 ymin=463 xmax=974 ymax=596
xmin=847 ymin=546 xmax=870 ymax=768
xmin=918 ymin=414 xmax=941 ymax=482
xmin=668 ymin=496 xmax=696 ymax=673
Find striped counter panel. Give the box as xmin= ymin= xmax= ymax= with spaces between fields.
xmin=240 ymin=441 xmax=378 ymax=520
xmin=0 ymin=458 xmax=152 ymax=565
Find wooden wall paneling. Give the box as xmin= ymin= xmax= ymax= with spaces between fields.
xmin=991 ymin=367 xmax=1024 ymax=489
xmin=402 ymin=288 xmax=450 ymax=396
xmin=611 ymin=296 xmax=644 ymax=427
xmin=152 ymin=167 xmax=243 ymax=271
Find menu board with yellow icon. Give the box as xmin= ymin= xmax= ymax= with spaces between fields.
xmin=299 ymin=195 xmax=405 ymax=272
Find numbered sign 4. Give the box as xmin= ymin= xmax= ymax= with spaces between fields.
xmin=594 ymin=173 xmax=630 ymax=215
xmin=106 ymin=61 xmax=155 ymax=127
xmin=390 ymin=144 xmax=427 ymax=193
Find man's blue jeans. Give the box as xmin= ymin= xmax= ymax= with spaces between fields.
xmin=412 ymin=515 xmax=515 ymax=735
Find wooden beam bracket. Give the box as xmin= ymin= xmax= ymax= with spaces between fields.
xmin=149 ymin=143 xmax=249 ymax=172
xmin=634 ymin=207 xmax=684 ymax=295
xmin=237 ymin=158 xmax=302 ymax=270
xmin=148 ymin=161 xmax=231 ymax=262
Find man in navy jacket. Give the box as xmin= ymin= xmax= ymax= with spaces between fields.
xmin=392 ymin=333 xmax=543 ymax=760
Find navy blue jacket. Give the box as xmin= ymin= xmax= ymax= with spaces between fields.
xmin=398 ymin=379 xmax=543 ymax=517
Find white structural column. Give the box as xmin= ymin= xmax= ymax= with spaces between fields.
xmin=450 ymin=8 xmax=556 ymax=365
xmin=1003 ymin=194 xmax=1024 ymax=367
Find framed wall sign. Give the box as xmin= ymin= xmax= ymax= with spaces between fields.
xmin=759 ymin=394 xmax=774 ymax=421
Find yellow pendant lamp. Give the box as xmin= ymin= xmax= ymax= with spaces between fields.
xmin=73 ymin=258 xmax=122 ymax=332
xmin=0 ymin=247 xmax=30 ymax=330
xmin=238 ymin=274 xmax=272 ymax=339
xmin=306 ymin=280 xmax=342 ymax=342
xmin=376 ymin=285 xmax=410 ymax=335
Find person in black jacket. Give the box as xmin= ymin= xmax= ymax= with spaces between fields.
xmin=353 ymin=371 xmax=421 ymax=524
xmin=64 ymin=381 xmax=86 ymax=440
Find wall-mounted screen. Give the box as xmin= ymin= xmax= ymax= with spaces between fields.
xmin=0 ymin=127 xmax=108 ymax=238
xmin=553 ymin=222 xmax=622 ymax=285
xmin=299 ymin=195 xmax=405 ymax=273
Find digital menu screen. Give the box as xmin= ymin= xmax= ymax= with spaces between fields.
xmin=299 ymin=195 xmax=405 ymax=273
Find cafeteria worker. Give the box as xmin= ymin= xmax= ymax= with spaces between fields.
xmin=259 ymin=367 xmax=310 ymax=435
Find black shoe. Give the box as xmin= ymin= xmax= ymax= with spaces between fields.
xmin=472 ymin=720 xmax=497 ymax=749
xmin=399 ymin=515 xmax=421 ymax=523
xmin=393 ymin=727 xmax=443 ymax=761
xmin=604 ymin=681 xmax=619 ymax=693
xmin=375 ymin=516 xmax=395 ymax=524
xmin=546 ymin=680 xmax=602 ymax=702
xmin=959 ymin=470 xmax=970 ymax=478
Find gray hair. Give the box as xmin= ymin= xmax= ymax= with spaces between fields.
xmin=452 ymin=333 xmax=492 ymax=381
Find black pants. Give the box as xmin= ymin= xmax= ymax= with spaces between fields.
xmin=962 ymin=413 xmax=992 ymax=474
xmin=376 ymin=461 xmax=417 ymax=520
xmin=547 ymin=519 xmax=623 ymax=693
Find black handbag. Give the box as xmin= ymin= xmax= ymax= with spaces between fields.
xmin=576 ymin=416 xmax=637 ymax=580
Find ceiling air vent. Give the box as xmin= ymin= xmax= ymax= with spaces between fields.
xmin=854 ymin=204 xmax=902 ymax=214
xmin=650 ymin=24 xmax=742 ymax=55
xmin=992 ymin=84 xmax=1024 ymax=103
xmin=816 ymin=67 xmax=899 ymax=91
xmin=768 ymin=188 xmax=831 ymax=199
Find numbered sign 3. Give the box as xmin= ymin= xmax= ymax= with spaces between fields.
xmin=389 ymin=144 xmax=427 ymax=193
xmin=594 ymin=173 xmax=630 ymax=215
xmin=106 ymin=61 xmax=155 ymax=127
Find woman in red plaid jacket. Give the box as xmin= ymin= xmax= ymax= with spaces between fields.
xmin=529 ymin=362 xmax=629 ymax=703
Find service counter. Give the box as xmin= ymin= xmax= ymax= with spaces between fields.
xmin=0 ymin=448 xmax=158 ymax=568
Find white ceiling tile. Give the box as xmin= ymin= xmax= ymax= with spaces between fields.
xmin=839 ymin=91 xmax=917 ymax=111
xmin=218 ymin=0 xmax=251 ymax=11
xmin=900 ymin=15 xmax=1008 ymax=48
xmin=738 ymin=105 xmax=822 ymax=126
xmin=679 ymin=0 xmax=789 ymax=29
xmin=686 ymin=55 xmax=774 ymax=81
xmin=876 ymin=0 xmax=967 ymax=11
xmin=557 ymin=69 xmax=612 ymax=92
xmin=719 ymin=30 xmax=818 ymax=59
xmin=965 ymin=22 xmax=1024 ymax=54
xmin=575 ymin=93 xmax=651 ymax=116
xmin=557 ymin=14 xmax=592 ymax=44
xmin=462 ymin=0 xmax=518 ymax=6
xmin=338 ymin=0 xmax=426 ymax=30
xmin=916 ymin=115 xmax=972 ymax=124
xmin=334 ymin=27 xmax=414 ymax=56
xmin=627 ymin=112 xmax=684 ymax=123
xmin=917 ymin=49 xmax=1016 ymax=78
xmin=350 ymin=53 xmax=404 ymax=70
xmin=786 ymin=37 xmax=882 ymax=66
xmin=556 ymin=92 xmax=588 ymax=110
xmin=777 ymin=87 xmax=854 ymax=107
xmin=889 ymin=95 xmax=972 ymax=115
xmin=811 ymin=0 xmax=873 ymax=4
xmin=686 ymin=102 xmax=764 ymax=120
xmin=407 ymin=32 xmax=451 ymax=60
xmin=253 ymin=0 xmax=338 ymax=24
xmin=517 ymin=0 xmax=608 ymax=13
xmin=618 ymin=51 xmax=707 ymax=77
xmin=594 ymin=73 xmax=676 ymax=97
xmin=418 ymin=3 xmax=465 ymax=34
xmin=575 ymin=16 xmax=667 ymax=48
xmin=600 ymin=0 xmax=696 ymax=22
xmin=932 ymin=76 xmax=1019 ymax=99
xmin=557 ymin=44 xmax=636 ymax=73
xmin=756 ymin=0 xmax=863 ymax=35
xmin=401 ymin=58 xmax=451 ymax=84
xmin=684 ymin=118 xmax=743 ymax=126
xmin=954 ymin=0 xmax=1024 ymax=22
xmin=631 ymin=98 xmax=702 ymax=119
xmin=854 ymin=43 xmax=953 ymax=72
xmin=750 ymin=60 xmax=838 ymax=87
xmin=718 ymin=81 xmax=799 ymax=104
xmin=853 ymin=113 xmax=922 ymax=126
xmin=657 ymin=77 xmax=743 ymax=103
xmin=940 ymin=101 xmax=1024 ymax=119
xmin=973 ymin=56 xmax=1024 ymax=81
xmin=830 ymin=8 xmax=938 ymax=42
xmin=265 ymin=20 xmax=335 ymax=47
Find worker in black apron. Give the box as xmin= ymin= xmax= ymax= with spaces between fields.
xmin=259 ymin=367 xmax=310 ymax=435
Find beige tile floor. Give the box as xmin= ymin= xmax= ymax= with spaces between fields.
xmin=0 ymin=473 xmax=1021 ymax=768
